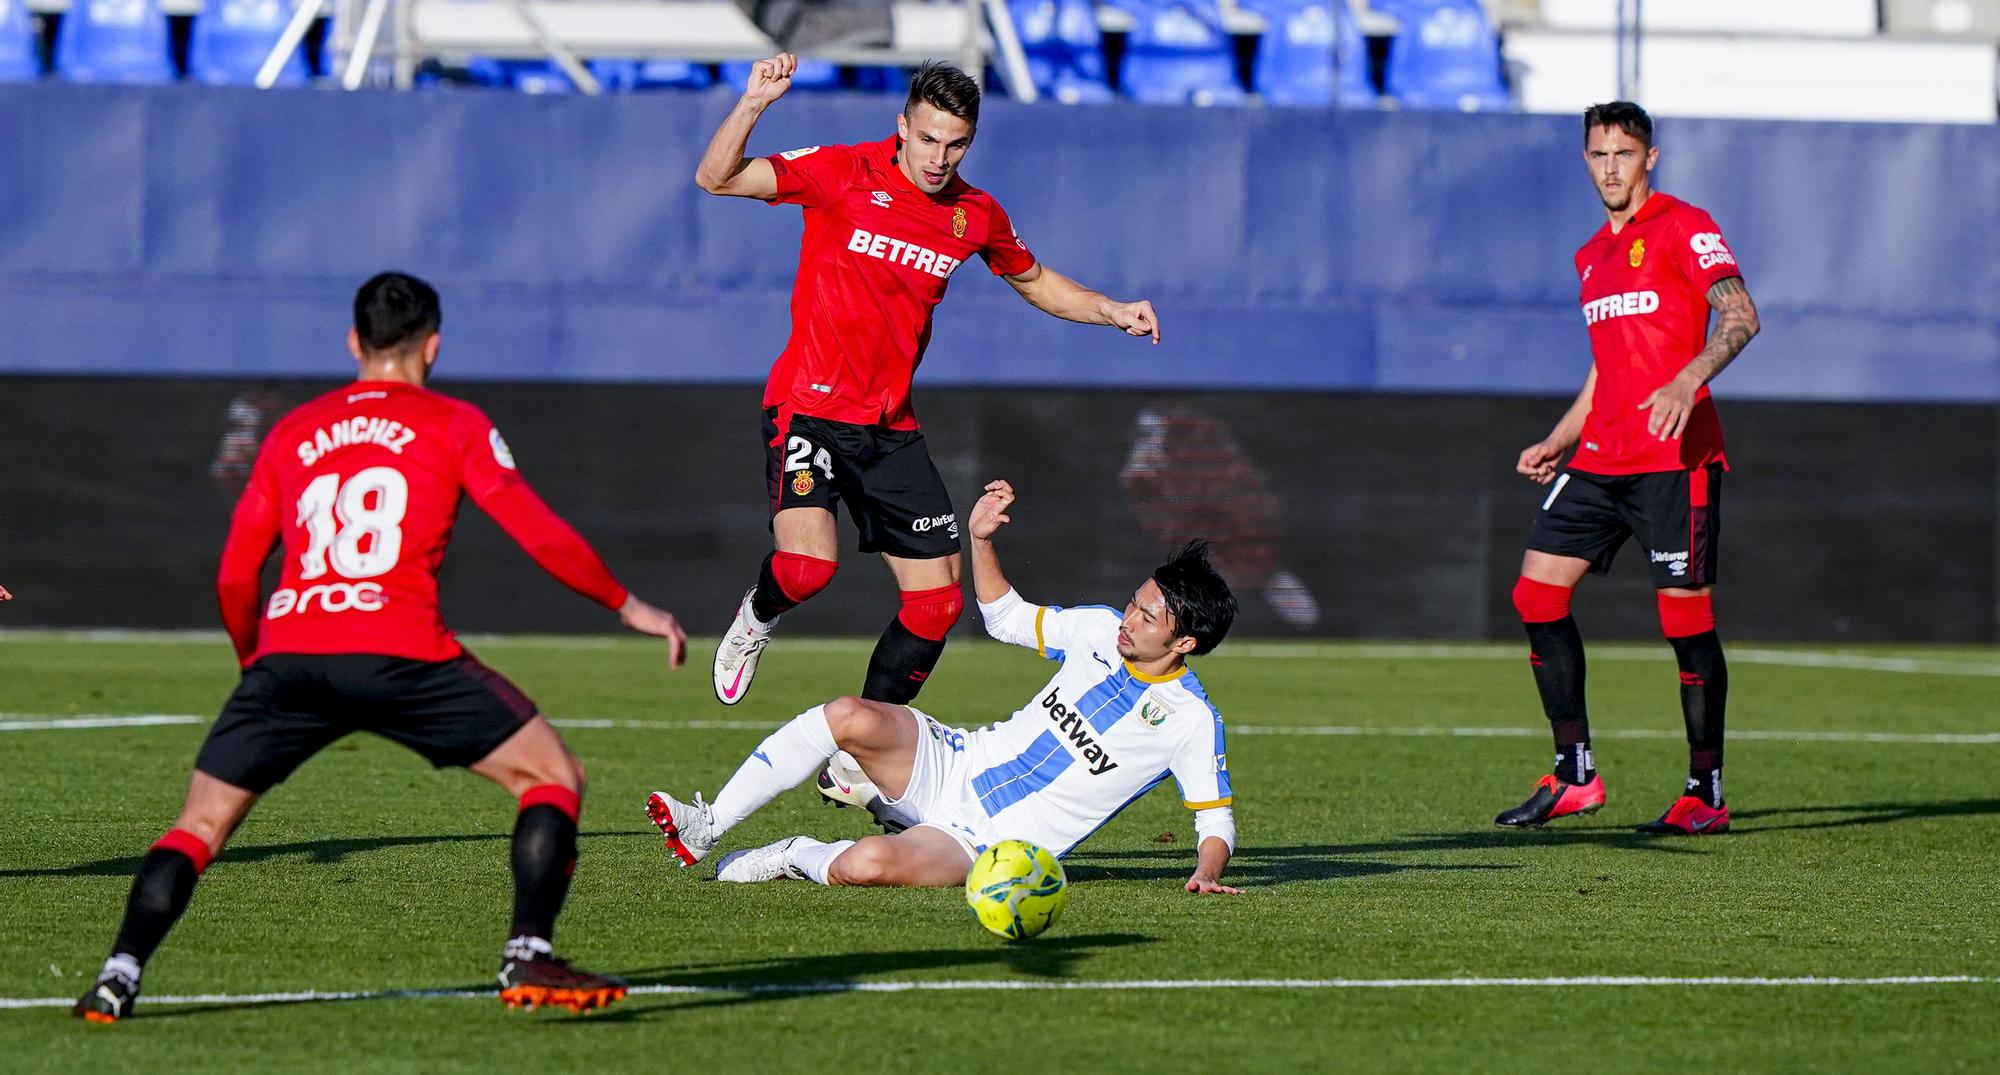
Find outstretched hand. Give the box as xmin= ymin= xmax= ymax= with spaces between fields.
xmin=968 ymin=480 xmax=1015 ymax=541
xmin=1108 ymin=299 xmax=1161 ymax=344
xmin=743 ymin=53 xmax=796 ymax=107
xmin=1186 ymin=874 xmax=1243 ymax=895
xmin=620 ymin=595 xmax=687 ymax=669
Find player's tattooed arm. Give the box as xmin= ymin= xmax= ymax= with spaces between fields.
xmin=1639 ymin=277 xmax=1759 ymax=440
xmin=1006 ymin=264 xmax=1161 ymax=343
xmin=1686 ymin=276 xmax=1760 ymax=385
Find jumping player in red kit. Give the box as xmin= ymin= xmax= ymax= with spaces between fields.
xmin=72 ymin=273 xmax=687 ymax=1023
xmin=1496 ymin=102 xmax=1760 ymax=835
xmin=690 ymin=55 xmax=1161 ymax=715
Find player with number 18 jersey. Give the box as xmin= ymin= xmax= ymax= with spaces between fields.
xmin=221 ymin=380 xmax=627 ymax=665
xmin=72 ymin=275 xmax=686 ymax=1025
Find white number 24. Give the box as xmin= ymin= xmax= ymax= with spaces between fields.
xmin=296 ymin=467 xmax=409 ymax=580
xmin=784 ymin=437 xmax=833 ymax=479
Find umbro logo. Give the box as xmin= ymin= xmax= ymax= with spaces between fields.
xmin=871 ymin=190 xmax=893 ymax=206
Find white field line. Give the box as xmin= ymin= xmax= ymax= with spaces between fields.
xmin=6 ymin=630 xmax=2000 ymax=678
xmin=0 ymin=715 xmax=204 ymax=732
xmin=4 ymin=714 xmax=1995 ymax=745
xmin=1 ymin=974 xmax=1991 ymax=1010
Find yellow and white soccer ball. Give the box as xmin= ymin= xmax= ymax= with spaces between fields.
xmin=964 ymin=839 xmax=1067 ymax=941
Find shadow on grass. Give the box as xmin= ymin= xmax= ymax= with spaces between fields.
xmin=132 ymin=932 xmax=1154 ymax=1023
xmin=574 ymin=932 xmax=1154 ymax=1023
xmin=1729 ymin=799 xmax=2000 ymax=833
xmin=0 ymin=830 xmax=636 ymax=879
xmin=1064 ymin=847 xmax=1527 ymax=885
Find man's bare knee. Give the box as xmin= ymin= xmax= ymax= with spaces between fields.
xmin=826 ymin=836 xmax=900 ymax=886
xmin=168 ymin=810 xmax=233 ymax=851
xmin=473 ymin=717 xmax=584 ymax=798
xmin=172 ymin=773 xmax=258 ymax=853
xmin=823 ymin=695 xmax=892 ymax=750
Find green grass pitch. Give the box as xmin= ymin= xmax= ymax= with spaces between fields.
xmin=3 ymin=633 xmax=1997 ymax=1072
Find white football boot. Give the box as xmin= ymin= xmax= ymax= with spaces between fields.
xmin=712 ymin=589 xmax=775 ymax=706
xmin=815 ymin=750 xmax=912 ymax=834
xmin=716 ymin=837 xmax=808 ymax=883
xmin=644 ymin=791 xmax=719 ymax=866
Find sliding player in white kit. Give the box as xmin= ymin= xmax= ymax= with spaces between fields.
xmin=645 ymin=479 xmax=1244 ymax=894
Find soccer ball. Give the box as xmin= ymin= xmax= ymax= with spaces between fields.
xmin=964 ymin=839 xmax=1067 ymax=941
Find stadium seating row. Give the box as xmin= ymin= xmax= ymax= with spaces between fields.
xmin=0 ymin=0 xmax=1512 ymax=110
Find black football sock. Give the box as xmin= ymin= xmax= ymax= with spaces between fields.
xmin=749 ymin=553 xmax=799 ymax=624
xmin=862 ymin=617 xmax=947 ymax=704
xmin=509 ymin=799 xmax=578 ymax=944
xmin=1525 ymin=616 xmax=1594 ymax=784
xmin=110 ymin=846 xmax=206 ymax=966
xmin=1668 ymin=630 xmax=1728 ymax=806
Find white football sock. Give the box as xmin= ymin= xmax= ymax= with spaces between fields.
xmin=101 ymin=954 xmax=142 ymax=983
xmin=503 ymin=935 xmax=552 ymax=961
xmin=708 ymin=704 xmax=838 ymax=832
xmin=787 ymin=838 xmax=856 ymax=885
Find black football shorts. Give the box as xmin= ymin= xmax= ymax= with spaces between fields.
xmin=195 ymin=652 xmax=539 ymax=794
xmin=1524 ymin=464 xmax=1723 ymax=588
xmin=763 ymin=408 xmax=960 ymax=559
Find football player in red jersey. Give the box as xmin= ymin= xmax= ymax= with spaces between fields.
xmin=73 ymin=274 xmax=687 ymax=1023
xmin=690 ymin=55 xmax=1161 ymax=715
xmin=1496 ymin=102 xmax=1760 ymax=836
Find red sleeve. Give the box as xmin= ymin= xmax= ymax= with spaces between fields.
xmin=1671 ymin=207 xmax=1744 ymax=294
xmin=980 ymin=198 xmax=1037 ymax=278
xmin=217 ymin=446 xmax=281 ymax=666
xmin=454 ymin=406 xmax=629 ymax=611
xmin=764 ymin=143 xmax=857 ymax=208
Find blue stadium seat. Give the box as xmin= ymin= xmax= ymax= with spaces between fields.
xmin=1115 ymin=0 xmax=1246 ymax=106
xmin=0 ymin=0 xmax=43 ymax=82
xmin=507 ymin=60 xmax=577 ymax=93
xmin=630 ymin=59 xmax=713 ymax=90
xmin=844 ymin=65 xmax=902 ymax=92
xmin=722 ymin=58 xmax=841 ymax=91
xmin=55 ymin=0 xmax=176 ymax=84
xmin=470 ymin=59 xmax=656 ymax=94
xmin=1243 ymin=0 xmax=1375 ymax=107
xmin=1380 ymin=0 xmax=1507 ymax=111
xmin=1009 ymin=0 xmax=1113 ymax=104
xmin=188 ymin=0 xmax=309 ymax=87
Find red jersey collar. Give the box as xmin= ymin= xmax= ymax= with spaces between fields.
xmin=1600 ymin=190 xmax=1679 ymax=239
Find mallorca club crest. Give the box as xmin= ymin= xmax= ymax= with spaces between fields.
xmin=791 ymin=469 xmax=814 ymax=496
xmin=951 ymin=207 xmax=967 ymax=239
xmin=1628 ymin=238 xmax=1646 ymax=268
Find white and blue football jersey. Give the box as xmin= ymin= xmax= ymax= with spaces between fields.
xmin=961 ymin=599 xmax=1231 ymax=857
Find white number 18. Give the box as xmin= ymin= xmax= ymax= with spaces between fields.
xmin=296 ymin=466 xmax=409 ymax=580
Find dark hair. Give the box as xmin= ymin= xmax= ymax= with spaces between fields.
xmin=1583 ymin=101 xmax=1653 ymax=149
xmin=353 ymin=271 xmax=441 ymax=353
xmin=1152 ymin=540 xmax=1236 ymax=657
xmin=905 ymin=61 xmax=981 ymax=129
